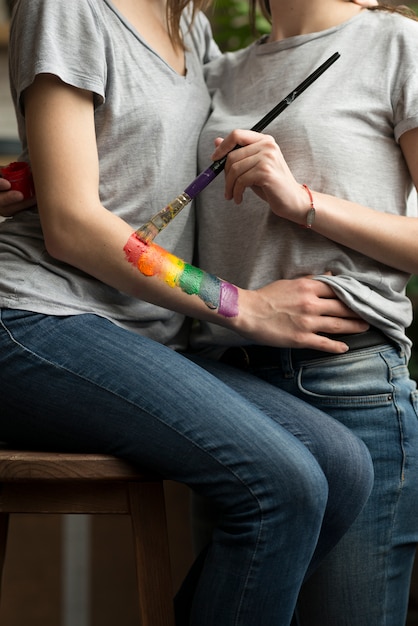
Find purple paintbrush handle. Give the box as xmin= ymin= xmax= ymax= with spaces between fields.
xmin=184 ymin=165 xmax=220 ymax=199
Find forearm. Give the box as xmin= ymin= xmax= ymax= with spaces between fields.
xmin=300 ymin=190 xmax=418 ymax=275
xmin=41 ymin=203 xmax=240 ymax=324
xmin=213 ymin=129 xmax=418 ymax=275
xmin=124 ymin=232 xmax=238 ymax=316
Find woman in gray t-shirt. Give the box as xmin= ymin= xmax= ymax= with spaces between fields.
xmin=0 ymin=1 xmax=374 ymax=624
xmin=193 ymin=3 xmax=418 ymax=625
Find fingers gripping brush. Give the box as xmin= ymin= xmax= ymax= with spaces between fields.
xmin=136 ymin=52 xmax=340 ymax=243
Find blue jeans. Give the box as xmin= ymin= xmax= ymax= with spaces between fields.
xmin=236 ymin=343 xmax=418 ymax=626
xmin=0 ymin=309 xmax=373 ymax=626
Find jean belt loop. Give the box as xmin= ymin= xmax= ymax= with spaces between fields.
xmin=281 ymin=348 xmax=295 ymax=378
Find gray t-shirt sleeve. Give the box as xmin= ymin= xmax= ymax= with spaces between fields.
xmin=10 ymin=0 xmax=106 ymax=112
xmin=394 ymin=68 xmax=418 ymax=141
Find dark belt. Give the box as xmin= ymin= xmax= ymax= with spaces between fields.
xmin=220 ymin=327 xmax=393 ymax=371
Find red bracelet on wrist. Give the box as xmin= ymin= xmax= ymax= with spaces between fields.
xmin=301 ymin=184 xmax=316 ymax=229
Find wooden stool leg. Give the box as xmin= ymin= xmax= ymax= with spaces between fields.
xmin=128 ymin=482 xmax=175 ymax=626
xmin=0 ymin=513 xmax=10 ymax=602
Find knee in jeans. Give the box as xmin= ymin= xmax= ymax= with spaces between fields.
xmin=325 ymin=435 xmax=374 ymax=502
xmin=262 ymin=456 xmax=329 ymax=523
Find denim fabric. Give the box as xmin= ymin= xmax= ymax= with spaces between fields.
xmin=245 ymin=343 xmax=418 ymax=626
xmin=0 ymin=309 xmax=374 ymax=626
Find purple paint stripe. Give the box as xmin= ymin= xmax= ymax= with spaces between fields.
xmin=218 ymin=282 xmax=239 ymax=318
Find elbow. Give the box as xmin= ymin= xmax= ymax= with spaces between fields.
xmin=44 ymin=235 xmax=66 ymax=262
xmin=42 ymin=219 xmax=77 ymax=264
xmin=39 ymin=203 xmax=92 ymax=264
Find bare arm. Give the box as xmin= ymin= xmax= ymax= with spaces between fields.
xmin=212 ymin=128 xmax=418 ymax=275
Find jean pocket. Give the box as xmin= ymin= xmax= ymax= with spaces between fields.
xmin=296 ymin=350 xmax=395 ymax=408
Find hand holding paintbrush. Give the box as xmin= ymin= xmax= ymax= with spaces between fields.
xmin=136 ymin=51 xmax=340 ymax=243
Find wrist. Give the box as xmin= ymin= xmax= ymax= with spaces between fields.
xmin=218 ymin=281 xmax=239 ymax=318
xmin=226 ymin=287 xmax=273 ymax=341
xmin=299 ymin=184 xmax=316 ymax=229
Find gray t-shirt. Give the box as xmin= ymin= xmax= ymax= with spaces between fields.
xmin=0 ymin=0 xmax=220 ymax=349
xmin=192 ymin=10 xmax=418 ymax=359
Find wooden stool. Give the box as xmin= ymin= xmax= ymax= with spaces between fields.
xmin=0 ymin=448 xmax=175 ymax=626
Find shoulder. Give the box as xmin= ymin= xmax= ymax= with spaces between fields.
xmin=12 ymin=0 xmax=102 ymax=20
xmin=346 ymin=10 xmax=418 ymax=78
xmin=11 ymin=0 xmax=106 ymax=49
xmin=10 ymin=0 xmax=107 ymax=62
xmin=360 ymin=9 xmax=418 ymax=46
xmin=9 ymin=0 xmax=108 ymax=106
xmin=11 ymin=0 xmax=105 ymax=42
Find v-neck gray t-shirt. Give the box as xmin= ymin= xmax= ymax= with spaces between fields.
xmin=192 ymin=10 xmax=418 ymax=359
xmin=0 ymin=0 xmax=220 ymax=349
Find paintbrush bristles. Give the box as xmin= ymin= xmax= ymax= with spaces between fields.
xmin=135 ymin=222 xmax=159 ymax=243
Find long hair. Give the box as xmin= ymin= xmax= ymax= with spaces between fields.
xmin=7 ymin=0 xmax=215 ymax=48
xmin=166 ymin=0 xmax=214 ymax=48
xmin=367 ymin=4 xmax=418 ymax=21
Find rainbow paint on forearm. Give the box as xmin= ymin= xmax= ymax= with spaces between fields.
xmin=124 ymin=233 xmax=239 ymax=317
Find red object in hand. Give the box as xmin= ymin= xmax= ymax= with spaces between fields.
xmin=1 ymin=162 xmax=35 ymax=199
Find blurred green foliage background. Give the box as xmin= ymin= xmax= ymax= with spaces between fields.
xmin=206 ymin=0 xmax=270 ymax=51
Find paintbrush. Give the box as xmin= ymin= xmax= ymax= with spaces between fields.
xmin=136 ymin=51 xmax=340 ymax=242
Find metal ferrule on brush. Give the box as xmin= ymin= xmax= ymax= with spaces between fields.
xmin=136 ymin=192 xmax=192 ymax=241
